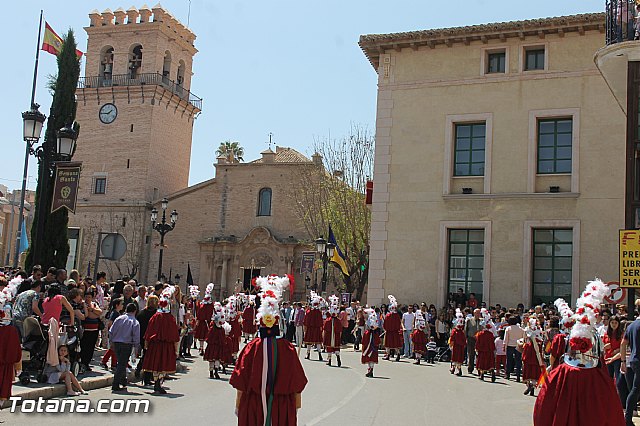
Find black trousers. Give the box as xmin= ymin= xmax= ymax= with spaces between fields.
xmin=80 ymin=330 xmax=99 ymax=367
xmin=113 ymin=342 xmax=132 ymax=389
xmin=285 ymin=322 xmax=295 ymax=342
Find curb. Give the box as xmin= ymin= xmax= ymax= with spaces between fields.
xmin=2 ymin=372 xmax=136 ymax=409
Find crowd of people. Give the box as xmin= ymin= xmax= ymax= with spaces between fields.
xmin=0 ymin=265 xmax=637 ymax=424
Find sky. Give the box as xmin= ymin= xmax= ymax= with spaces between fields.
xmin=4 ymin=0 xmax=604 ymax=191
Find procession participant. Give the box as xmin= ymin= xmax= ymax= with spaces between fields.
xmin=449 ymin=309 xmax=467 ymax=376
xmin=304 ymin=291 xmax=324 ymax=361
xmin=323 ymin=295 xmax=343 ymax=367
xmin=534 ymin=279 xmax=624 ymax=425
xmin=475 ymin=309 xmax=497 ymax=382
xmin=383 ymin=295 xmax=403 ymax=362
xmin=522 ymin=318 xmax=545 ymax=396
xmin=204 ymin=302 xmax=233 ymax=379
xmin=241 ymin=296 xmax=257 ymax=342
xmin=0 ymin=287 xmax=21 ymax=401
xmin=195 ymin=283 xmax=214 ymax=355
xmin=361 ymin=308 xmax=380 ymax=377
xmin=142 ymin=286 xmax=181 ymax=394
xmin=411 ymin=309 xmax=428 ymax=365
xmin=227 ymin=295 xmax=242 ymax=361
xmin=549 ymin=298 xmax=574 ymax=370
xmin=230 ymin=275 xmax=308 ymax=426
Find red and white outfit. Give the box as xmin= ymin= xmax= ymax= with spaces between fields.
xmin=383 ymin=295 xmax=402 ymax=361
xmin=449 ymin=309 xmax=466 ymax=376
xmin=411 ymin=310 xmax=427 ymax=365
xmin=0 ymin=288 xmax=21 ymax=400
xmin=361 ymin=308 xmax=380 ymax=377
xmin=304 ymin=291 xmax=324 ymax=360
xmin=204 ymin=302 xmax=233 ymax=378
xmin=322 ymin=295 xmax=343 ymax=367
xmin=241 ymin=302 xmax=257 ymax=338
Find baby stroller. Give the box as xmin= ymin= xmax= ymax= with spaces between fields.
xmin=434 ymin=345 xmax=451 ymax=362
xmin=18 ymin=317 xmax=49 ymax=385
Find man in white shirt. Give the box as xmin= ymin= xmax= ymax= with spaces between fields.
xmin=402 ymin=306 xmax=416 ymax=358
xmin=135 ymin=285 xmax=147 ymax=311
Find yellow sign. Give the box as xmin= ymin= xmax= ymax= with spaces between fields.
xmin=620 ymin=230 xmax=640 ymax=288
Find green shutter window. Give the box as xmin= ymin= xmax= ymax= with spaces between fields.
xmin=532 ymin=229 xmax=573 ymax=305
xmin=454 ymin=123 xmax=486 ymax=176
xmin=525 ymin=49 xmax=545 ymax=71
xmin=537 ymin=118 xmax=572 ymax=174
xmin=448 ymin=229 xmax=484 ymax=302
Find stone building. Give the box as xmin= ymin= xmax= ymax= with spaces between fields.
xmin=360 ymin=13 xmax=626 ymax=307
xmin=67 ymin=5 xmax=315 ymax=298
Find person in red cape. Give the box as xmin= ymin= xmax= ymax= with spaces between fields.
xmin=475 ymin=312 xmax=497 ymax=382
xmin=142 ymin=286 xmax=180 ymax=394
xmin=304 ymin=291 xmax=324 ymax=361
xmin=0 ymin=289 xmax=21 ymax=401
xmin=411 ymin=310 xmax=428 ymax=365
xmin=449 ymin=309 xmax=467 ymax=376
xmin=242 ymin=298 xmax=257 ymax=342
xmin=323 ymin=295 xmax=343 ymax=367
xmin=549 ymin=299 xmax=575 ymax=371
xmin=204 ymin=302 xmax=233 ymax=379
xmin=522 ymin=318 xmax=545 ymax=396
xmin=195 ymin=284 xmax=215 ymax=355
xmin=534 ymin=280 xmax=625 ymax=425
xmin=227 ymin=296 xmax=242 ymax=360
xmin=383 ymin=295 xmax=403 ymax=362
xmin=230 ymin=275 xmax=307 ymax=426
xmin=361 ymin=308 xmax=380 ymax=377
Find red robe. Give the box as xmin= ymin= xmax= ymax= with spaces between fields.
xmin=361 ymin=328 xmax=381 ymax=364
xmin=303 ymin=309 xmax=323 ymax=344
xmin=549 ymin=333 xmax=566 ymax=369
xmin=411 ymin=329 xmax=427 ymax=355
xmin=0 ymin=326 xmax=21 ymax=400
xmin=242 ymin=306 xmax=257 ymax=334
xmin=383 ymin=312 xmax=402 ymax=349
xmin=322 ymin=316 xmax=343 ymax=352
xmin=195 ymin=303 xmax=214 ymax=341
xmin=449 ymin=327 xmax=467 ymax=363
xmin=142 ymin=312 xmax=180 ymax=374
xmin=475 ymin=329 xmax=496 ymax=371
xmin=534 ymin=363 xmax=625 ymax=426
xmin=522 ymin=338 xmax=544 ymax=381
xmin=204 ymin=325 xmax=233 ymax=363
xmin=230 ymin=337 xmax=308 ymax=426
xmin=229 ymin=317 xmax=242 ymax=354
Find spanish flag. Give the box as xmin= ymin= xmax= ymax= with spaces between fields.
xmin=328 ymin=225 xmax=350 ymax=277
xmin=42 ymin=22 xmax=83 ymax=58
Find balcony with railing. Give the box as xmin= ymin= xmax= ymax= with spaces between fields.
xmin=77 ymin=72 xmax=202 ymax=111
xmin=595 ymin=0 xmax=640 ymax=114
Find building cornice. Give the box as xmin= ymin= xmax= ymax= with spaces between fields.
xmin=359 ymin=12 xmax=605 ymax=69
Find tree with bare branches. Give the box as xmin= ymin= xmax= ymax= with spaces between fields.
xmin=290 ymin=124 xmax=374 ymax=301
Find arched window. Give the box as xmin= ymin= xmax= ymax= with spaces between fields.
xmin=162 ymin=50 xmax=171 ymax=81
xmin=99 ymin=47 xmax=114 ymax=85
xmin=128 ymin=44 xmax=143 ymax=79
xmin=257 ymin=188 xmax=272 ymax=216
xmin=177 ymin=60 xmax=185 ymax=86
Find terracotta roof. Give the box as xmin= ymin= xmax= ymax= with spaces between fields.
xmin=359 ymin=12 xmax=605 ymax=69
xmin=250 ymin=146 xmax=311 ymax=164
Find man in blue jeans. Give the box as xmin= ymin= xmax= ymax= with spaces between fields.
xmin=401 ymin=305 xmax=415 ymax=358
xmin=109 ymin=303 xmax=140 ymax=392
xmin=621 ymin=300 xmax=640 ymax=426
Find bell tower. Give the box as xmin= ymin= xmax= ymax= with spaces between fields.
xmin=68 ymin=4 xmax=202 ymax=282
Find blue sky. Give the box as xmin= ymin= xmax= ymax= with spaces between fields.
xmin=4 ymin=0 xmax=603 ymax=191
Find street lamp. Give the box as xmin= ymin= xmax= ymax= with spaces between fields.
xmin=315 ymin=235 xmax=335 ymax=294
xmin=13 ymin=104 xmax=46 ymax=268
xmin=151 ymin=197 xmax=177 ymax=281
xmin=56 ymin=125 xmax=78 ymax=160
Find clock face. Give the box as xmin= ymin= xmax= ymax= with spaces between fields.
xmin=99 ymin=103 xmax=117 ymax=124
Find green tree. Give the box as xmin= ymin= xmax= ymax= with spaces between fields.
xmin=25 ymin=29 xmax=81 ymax=271
xmin=290 ymin=124 xmax=374 ymax=301
xmin=215 ymin=140 xmax=244 ymax=163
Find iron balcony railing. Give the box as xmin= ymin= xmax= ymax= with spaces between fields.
xmin=605 ymin=0 xmax=639 ymax=45
xmin=77 ymin=72 xmax=202 ymax=110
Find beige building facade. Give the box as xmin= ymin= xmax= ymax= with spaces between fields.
xmin=360 ymin=13 xmax=626 ymax=308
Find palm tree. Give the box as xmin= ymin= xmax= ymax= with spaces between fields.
xmin=216 ymin=140 xmax=244 ymax=163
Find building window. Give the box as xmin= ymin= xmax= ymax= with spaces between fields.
xmin=537 ymin=118 xmax=572 ymax=174
xmin=487 ymin=51 xmax=505 ymax=74
xmin=525 ymin=48 xmax=545 ymax=71
xmin=454 ymin=123 xmax=486 ymax=176
xmin=448 ymin=229 xmax=484 ymax=302
xmin=94 ymin=177 xmax=106 ymax=194
xmin=257 ymin=188 xmax=272 ymax=216
xmin=532 ymin=229 xmax=573 ymax=305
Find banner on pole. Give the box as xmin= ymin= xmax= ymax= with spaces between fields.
xmin=51 ymin=162 xmax=82 ymax=214
xmin=620 ymin=230 xmax=640 ymax=288
xmin=300 ymin=251 xmax=315 ymax=274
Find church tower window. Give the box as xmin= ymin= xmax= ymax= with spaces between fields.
xmin=258 ymin=188 xmax=272 ymax=216
xmin=129 ymin=44 xmax=143 ymax=79
xmin=99 ymin=47 xmax=114 ymax=86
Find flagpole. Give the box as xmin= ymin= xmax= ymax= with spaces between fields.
xmin=13 ymin=10 xmax=44 ymax=268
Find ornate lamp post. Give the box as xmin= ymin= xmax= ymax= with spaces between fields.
xmin=151 ymin=197 xmax=177 ymax=281
xmin=315 ymin=236 xmax=335 ymax=294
